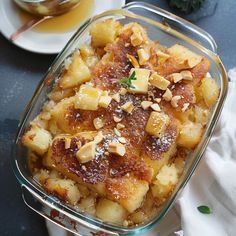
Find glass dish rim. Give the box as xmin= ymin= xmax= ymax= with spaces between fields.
xmin=12 ymin=1 xmax=228 ymax=235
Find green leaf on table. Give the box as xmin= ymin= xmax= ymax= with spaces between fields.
xmin=197 ymin=205 xmax=212 ymax=214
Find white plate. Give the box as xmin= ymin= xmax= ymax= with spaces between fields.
xmin=0 ymin=0 xmax=125 ymax=54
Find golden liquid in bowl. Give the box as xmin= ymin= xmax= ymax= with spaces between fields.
xmin=18 ymin=0 xmax=94 ymax=33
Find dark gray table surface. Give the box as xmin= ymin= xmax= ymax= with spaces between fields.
xmin=0 ymin=0 xmax=235 ymax=235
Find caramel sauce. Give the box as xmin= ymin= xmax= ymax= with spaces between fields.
xmin=18 ymin=0 xmax=94 ymax=33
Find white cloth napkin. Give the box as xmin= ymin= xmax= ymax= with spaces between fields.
xmin=47 ymin=70 xmax=236 ymax=236
xmin=177 ymin=68 xmax=236 ymax=236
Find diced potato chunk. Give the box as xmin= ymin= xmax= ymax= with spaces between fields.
xmin=76 ymin=141 xmax=96 ymax=163
xmin=79 ymin=196 xmax=96 ymax=215
xmin=200 ymin=77 xmax=219 ymax=107
xmin=151 ymin=164 xmax=178 ymax=201
xmin=90 ymin=19 xmax=121 ymax=47
xmin=149 ymin=72 xmax=170 ymax=90
xmin=128 ymin=68 xmax=150 ymax=94
xmin=142 ymin=143 xmax=177 ymax=178
xmin=108 ymin=142 xmax=126 ymax=156
xmin=75 ymin=85 xmax=102 ymax=110
xmin=168 ymin=44 xmax=202 ymax=68
xmin=99 ymin=95 xmax=112 ymax=108
xmin=44 ymin=178 xmax=80 ymax=205
xmin=194 ymin=105 xmax=209 ymax=125
xmin=177 ymin=122 xmax=203 ymax=148
xmin=145 ymin=112 xmax=170 ymax=137
xmin=50 ymin=96 xmax=77 ymax=133
xmin=59 ymin=52 xmax=91 ymax=89
xmin=118 ymin=179 xmax=149 ymax=213
xmin=96 ymin=199 xmax=127 ymax=224
xmin=137 ymin=48 xmax=150 ymax=65
xmin=22 ymin=124 xmax=52 ymax=155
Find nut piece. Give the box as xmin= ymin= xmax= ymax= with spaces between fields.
xmin=149 ymin=72 xmax=170 ymax=90
xmin=75 ymin=85 xmax=102 ymax=111
xmin=182 ymin=103 xmax=190 ymax=112
xmin=112 ymin=93 xmax=120 ymax=103
xmin=155 ymin=98 xmax=161 ymax=103
xmin=93 ymin=117 xmax=104 ymax=130
xmin=127 ymin=54 xmax=140 ymax=68
xmin=108 ymin=142 xmax=126 ymax=156
xmin=121 ymin=101 xmax=134 ymax=113
xmin=180 ymin=70 xmax=193 ymax=80
xmin=64 ymin=137 xmax=71 ymax=149
xmin=99 ymin=95 xmax=112 ymax=108
xmin=113 ymin=116 xmax=122 ymax=123
xmin=76 ymin=142 xmax=96 ymax=163
xmin=128 ymin=68 xmax=150 ymax=94
xmin=170 ymin=73 xmax=183 ymax=83
xmin=150 ymin=103 xmax=161 ymax=112
xmin=137 ymin=48 xmax=150 ymax=65
xmin=114 ymin=128 xmax=121 ymax=137
xmin=162 ymin=88 xmax=173 ymax=101
xmin=118 ymin=137 xmax=126 ymax=144
xmin=145 ymin=111 xmax=170 ymax=137
xmin=141 ymin=101 xmax=153 ymax=110
xmin=119 ymin=88 xmax=127 ymax=96
xmin=116 ymin=123 xmax=125 ymax=129
xmin=94 ymin=131 xmax=104 ymax=144
xmin=156 ymin=50 xmax=170 ymax=60
xmin=171 ymin=95 xmax=182 ymax=108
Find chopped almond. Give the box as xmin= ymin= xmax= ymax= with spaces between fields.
xmin=112 ymin=93 xmax=120 ymax=103
xmin=99 ymin=95 xmax=112 ymax=108
xmin=127 ymin=54 xmax=140 ymax=68
xmin=137 ymin=48 xmax=150 ymax=65
xmin=108 ymin=142 xmax=126 ymax=156
xmin=162 ymin=88 xmax=173 ymax=101
xmin=180 ymin=70 xmax=193 ymax=80
xmin=116 ymin=123 xmax=125 ymax=129
xmin=155 ymin=98 xmax=161 ymax=103
xmin=151 ymin=103 xmax=161 ymax=112
xmin=94 ymin=131 xmax=104 ymax=144
xmin=156 ymin=50 xmax=170 ymax=60
xmin=113 ymin=116 xmax=122 ymax=123
xmin=121 ymin=101 xmax=134 ymax=113
xmin=149 ymin=72 xmax=170 ymax=90
xmin=93 ymin=117 xmax=104 ymax=130
xmin=119 ymin=88 xmax=127 ymax=95
xmin=76 ymin=142 xmax=96 ymax=163
xmin=118 ymin=137 xmax=126 ymax=144
xmin=182 ymin=103 xmax=190 ymax=112
xmin=114 ymin=128 xmax=121 ymax=137
xmin=171 ymin=95 xmax=181 ymax=108
xmin=141 ymin=101 xmax=153 ymax=110
xmin=170 ymin=73 xmax=183 ymax=83
xmin=64 ymin=137 xmax=71 ymax=149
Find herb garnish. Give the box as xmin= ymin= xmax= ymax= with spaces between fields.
xmin=197 ymin=205 xmax=212 ymax=214
xmin=118 ymin=71 xmax=137 ymax=88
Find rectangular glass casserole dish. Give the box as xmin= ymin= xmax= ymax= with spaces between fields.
xmin=12 ymin=2 xmax=228 ymax=235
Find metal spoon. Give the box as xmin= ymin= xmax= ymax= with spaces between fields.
xmin=10 ymin=0 xmax=80 ymax=41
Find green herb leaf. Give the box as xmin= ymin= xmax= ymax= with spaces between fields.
xmin=197 ymin=205 xmax=212 ymax=214
xmin=118 ymin=71 xmax=137 ymax=88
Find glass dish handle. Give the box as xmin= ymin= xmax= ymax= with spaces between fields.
xmin=21 ymin=185 xmax=118 ymax=236
xmin=124 ymin=1 xmax=218 ymax=54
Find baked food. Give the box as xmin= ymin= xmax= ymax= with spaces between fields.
xmin=22 ymin=19 xmax=219 ymax=226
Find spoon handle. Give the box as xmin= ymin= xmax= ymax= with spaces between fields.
xmin=10 ymin=16 xmax=52 ymax=41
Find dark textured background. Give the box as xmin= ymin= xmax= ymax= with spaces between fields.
xmin=0 ymin=0 xmax=235 ymax=235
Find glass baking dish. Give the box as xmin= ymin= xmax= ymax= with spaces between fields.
xmin=12 ymin=2 xmax=228 ymax=235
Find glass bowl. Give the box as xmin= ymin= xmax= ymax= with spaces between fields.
xmin=12 ymin=2 xmax=228 ymax=235
xmin=13 ymin=0 xmax=81 ymax=16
